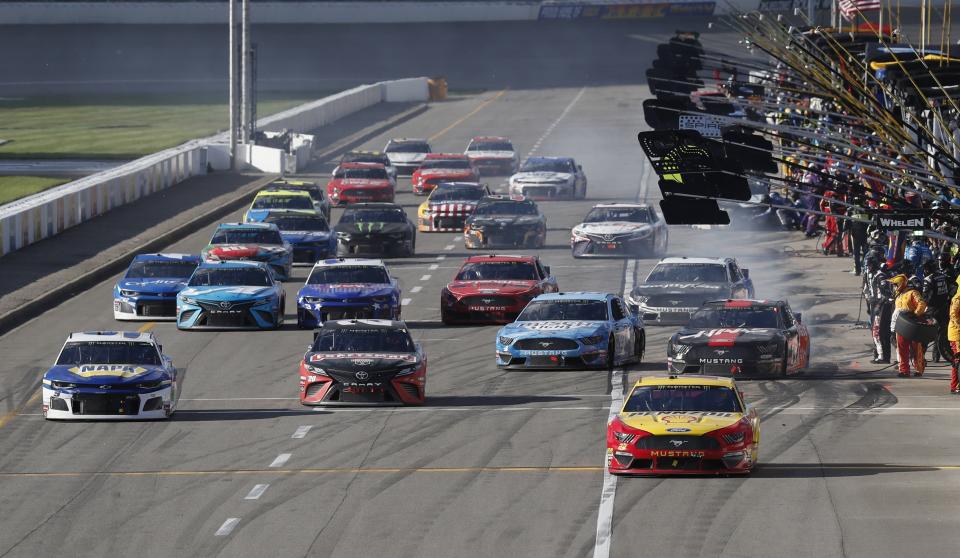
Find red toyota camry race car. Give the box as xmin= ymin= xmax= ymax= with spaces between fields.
xmin=411 ymin=153 xmax=479 ymax=195
xmin=440 ymin=254 xmax=558 ymax=324
xmin=326 ymin=162 xmax=394 ymax=205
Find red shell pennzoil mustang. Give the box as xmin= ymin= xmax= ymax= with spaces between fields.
xmin=441 ymin=254 xmax=558 ymax=324
xmin=411 ymin=153 xmax=479 ymax=195
xmin=326 ymin=162 xmax=394 ymax=205
xmin=299 ymin=319 xmax=426 ymax=406
xmin=607 ymin=375 xmax=760 ymax=475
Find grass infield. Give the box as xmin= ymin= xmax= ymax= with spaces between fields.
xmin=0 ymin=92 xmax=325 ymax=160
xmin=0 ymin=176 xmax=71 ymax=206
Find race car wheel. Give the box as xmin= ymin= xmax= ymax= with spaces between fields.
xmin=778 ymin=355 xmax=789 ymax=377
xmin=607 ymin=337 xmax=616 ymax=370
xmin=634 ymin=331 xmax=645 ymax=364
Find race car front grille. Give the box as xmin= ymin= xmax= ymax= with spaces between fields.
xmin=142 ymin=396 xmax=163 ymax=412
xmin=434 ymin=216 xmax=468 ymax=229
xmin=636 ymin=435 xmax=720 ymax=451
xmin=397 ymin=383 xmax=420 ymax=399
xmin=305 ymin=383 xmax=325 ymax=399
xmin=321 ymin=308 xmax=374 ymax=321
xmin=138 ymin=300 xmax=177 ymax=317
xmin=196 ymin=301 xmax=257 ymax=327
xmin=646 ymin=293 xmax=713 ymax=308
xmin=340 ymin=189 xmax=386 ymax=200
xmin=514 ymin=337 xmax=579 ymax=351
xmin=71 ymin=393 xmax=140 ymax=416
xmin=521 ymin=186 xmax=558 ymax=198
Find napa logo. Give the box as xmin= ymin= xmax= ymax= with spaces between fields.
xmin=67 ymin=365 xmax=148 ymax=378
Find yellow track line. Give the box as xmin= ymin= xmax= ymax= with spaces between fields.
xmin=0 ymin=322 xmax=156 ymax=429
xmin=428 ymin=88 xmax=509 ymax=142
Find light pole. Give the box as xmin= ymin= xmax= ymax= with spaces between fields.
xmin=241 ymin=0 xmax=251 ymax=148
xmin=228 ymin=0 xmax=239 ymax=169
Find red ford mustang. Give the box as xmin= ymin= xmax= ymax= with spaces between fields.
xmin=440 ymin=254 xmax=558 ymax=324
xmin=411 ymin=153 xmax=479 ymax=195
xmin=326 ymin=162 xmax=394 ymax=205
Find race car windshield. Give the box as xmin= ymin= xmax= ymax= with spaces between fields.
xmin=307 ymin=266 xmax=390 ymax=285
xmin=584 ymin=208 xmax=650 ymax=223
xmin=312 ymin=328 xmax=414 ymax=353
xmin=468 ymin=141 xmax=513 ymax=151
xmin=473 ymin=201 xmax=538 ymax=216
xmin=646 ymin=264 xmax=728 ymax=283
xmin=688 ymin=307 xmax=781 ymax=329
xmin=343 ymin=153 xmax=388 ymax=165
xmin=126 ymin=261 xmax=197 ymax=279
xmin=57 ymin=341 xmax=161 ymax=366
xmin=622 ymin=385 xmax=743 ymax=413
xmin=264 ymin=215 xmax=329 ymax=232
xmin=386 ymin=143 xmax=430 ymax=153
xmin=419 ymin=159 xmax=472 ymax=170
xmin=517 ymin=300 xmax=608 ymax=321
xmin=430 ymin=188 xmax=484 ymax=202
xmin=187 ymin=268 xmax=272 ymax=287
xmin=279 ymin=187 xmax=322 ymax=202
xmin=210 ymin=230 xmax=284 ymax=245
xmin=338 ymin=210 xmax=407 ymax=224
xmin=520 ymin=159 xmax=574 ymax=173
xmin=456 ymin=262 xmax=537 ymax=280
xmin=251 ymin=195 xmax=314 ymax=210
xmin=335 ymin=168 xmax=388 ymax=180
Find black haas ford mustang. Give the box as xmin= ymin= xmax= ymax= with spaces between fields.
xmin=667 ymin=299 xmax=810 ymax=377
xmin=298 ymin=319 xmax=426 ymax=406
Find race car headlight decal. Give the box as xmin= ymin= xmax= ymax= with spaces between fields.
xmin=395 ymin=366 xmax=419 ymax=376
xmin=629 ymin=295 xmax=649 ymax=305
xmin=305 ymin=364 xmax=328 ymax=376
xmin=571 ymin=229 xmax=588 ymax=242
xmin=628 ymin=228 xmax=652 ymax=239
xmin=579 ymin=335 xmax=603 ymax=346
xmin=180 ymin=296 xmax=197 ymax=305
xmin=51 ymin=381 xmax=78 ymax=389
xmin=756 ymin=342 xmax=781 ymax=355
xmin=498 ymin=336 xmax=515 ymax=346
xmin=336 ymin=232 xmax=351 ymax=240
xmin=303 ymin=296 xmax=323 ymax=304
xmin=371 ymin=296 xmax=390 ymax=303
xmin=137 ymin=380 xmax=171 ymax=389
xmin=613 ymin=431 xmax=637 ymax=443
xmin=120 ymin=289 xmax=140 ymax=297
xmin=721 ymin=432 xmax=746 ymax=445
xmin=670 ymin=343 xmax=691 ymax=358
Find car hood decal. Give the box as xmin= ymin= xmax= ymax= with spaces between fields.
xmin=447 ymin=280 xmax=538 ymax=296
xmin=468 ymin=215 xmax=542 ymax=227
xmin=204 ymin=244 xmax=288 ymax=260
xmin=417 ymin=169 xmax=474 ymax=178
xmin=299 ymin=284 xmax=394 ymax=298
xmin=387 ymin=153 xmax=426 ymax=163
xmin=501 ymin=320 xmax=608 ymax=338
xmin=179 ymin=286 xmax=275 ymax=300
xmin=513 ymin=171 xmax=573 ymax=182
xmin=675 ymin=328 xmax=780 ymax=346
xmin=44 ymin=364 xmax=169 ymax=385
xmin=467 ymin=151 xmax=514 ymax=159
xmin=117 ymin=278 xmax=187 ymax=293
xmin=576 ymin=222 xmax=651 ymax=235
xmin=336 ymin=222 xmax=409 ymax=235
xmin=631 ymin=283 xmax=726 ymax=297
xmin=329 ymin=178 xmax=391 ymax=188
xmin=281 ymin=231 xmax=332 ymax=243
xmin=619 ymin=411 xmax=743 ymax=435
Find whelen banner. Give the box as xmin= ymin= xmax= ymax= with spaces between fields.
xmin=538 ymin=1 xmax=716 ymax=19
xmin=875 ymin=212 xmax=931 ymax=231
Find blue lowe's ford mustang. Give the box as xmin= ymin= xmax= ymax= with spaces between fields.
xmin=261 ymin=209 xmax=337 ymax=266
xmin=177 ymin=261 xmax=285 ymax=330
xmin=495 ymin=292 xmax=645 ymax=369
xmin=113 ymin=253 xmax=201 ymax=320
xmin=296 ymin=258 xmax=401 ymax=328
xmin=201 ymin=222 xmax=293 ymax=281
xmin=42 ymin=331 xmax=180 ymax=420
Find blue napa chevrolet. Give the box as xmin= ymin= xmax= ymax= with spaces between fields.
xmin=495 ymin=292 xmax=645 ymax=369
xmin=113 ymin=253 xmax=201 ymax=320
xmin=42 ymin=331 xmax=180 ymax=420
xmin=296 ymin=258 xmax=401 ymax=328
xmin=261 ymin=209 xmax=337 ymax=266
xmin=177 ymin=261 xmax=285 ymax=330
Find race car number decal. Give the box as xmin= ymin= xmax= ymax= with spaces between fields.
xmin=67 ymin=365 xmax=148 ymax=378
xmin=521 ymin=321 xmax=601 ymax=330
xmin=309 ymin=353 xmax=416 ymax=362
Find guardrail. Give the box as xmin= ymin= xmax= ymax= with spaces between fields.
xmin=0 ymin=77 xmax=429 ymax=257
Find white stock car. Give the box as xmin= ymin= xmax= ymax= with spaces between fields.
xmin=384 ymin=138 xmax=432 ymax=175
xmin=464 ymin=136 xmax=519 ymax=175
xmin=508 ymin=156 xmax=587 ymax=200
xmin=570 ymin=203 xmax=668 ymax=258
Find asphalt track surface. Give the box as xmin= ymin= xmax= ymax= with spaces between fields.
xmin=3 ymin=27 xmax=960 ymax=558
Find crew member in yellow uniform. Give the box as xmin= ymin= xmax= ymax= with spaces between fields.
xmin=889 ymin=274 xmax=927 ymax=377
xmin=947 ymin=276 xmax=960 ymax=393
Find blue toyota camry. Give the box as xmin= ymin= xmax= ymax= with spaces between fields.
xmin=495 ymin=292 xmax=645 ymax=369
xmin=177 ymin=261 xmax=285 ymax=330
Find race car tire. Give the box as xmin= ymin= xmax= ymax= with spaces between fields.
xmin=296 ymin=310 xmax=307 ymax=330
xmin=655 ymin=234 xmax=668 ymax=258
xmin=634 ymin=331 xmax=645 ymax=363
xmin=576 ymin=182 xmax=587 ymax=200
xmin=778 ymin=355 xmax=789 ymax=377
xmin=607 ymin=337 xmax=616 ymax=370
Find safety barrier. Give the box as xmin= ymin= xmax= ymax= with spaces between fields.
xmin=0 ymin=77 xmax=429 ymax=257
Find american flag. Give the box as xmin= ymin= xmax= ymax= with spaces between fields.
xmin=839 ymin=0 xmax=881 ymax=20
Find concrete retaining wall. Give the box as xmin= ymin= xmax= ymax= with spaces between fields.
xmin=0 ymin=77 xmax=430 ymax=257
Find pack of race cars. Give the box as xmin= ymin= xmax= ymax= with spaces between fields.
xmin=45 ymin=134 xmax=814 ymax=476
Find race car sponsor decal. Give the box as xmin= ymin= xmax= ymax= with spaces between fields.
xmin=519 ymin=321 xmax=604 ymax=330
xmin=125 ymin=279 xmax=184 ymax=286
xmin=67 ymin=365 xmax=148 ymax=378
xmin=677 ymin=328 xmax=769 ymax=345
xmin=658 ymin=415 xmax=700 ymax=424
xmin=308 ymin=353 xmax=417 ymax=362
xmin=666 ymin=427 xmax=692 ymax=433
xmin=181 ymin=286 xmax=271 ymax=297
xmin=650 ymin=450 xmax=706 ymax=457
xmin=627 ymin=411 xmax=736 ymax=417
xmin=699 ymin=358 xmax=744 ymax=364
xmin=640 ymin=283 xmax=724 ymax=289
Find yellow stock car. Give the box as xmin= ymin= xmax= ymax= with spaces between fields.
xmin=244 ymin=189 xmax=320 ymax=224
xmin=606 ymin=375 xmax=759 ymax=475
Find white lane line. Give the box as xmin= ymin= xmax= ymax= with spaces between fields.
xmin=411 ymin=286 xmax=423 ymax=293
xmin=523 ymin=86 xmax=587 ymax=163
xmin=215 ymin=518 xmax=240 ymax=536
xmin=181 ymin=397 xmax=296 ymax=401
xmin=419 ymin=274 xmax=432 ymax=281
xmin=453 ymin=235 xmax=463 ymax=241
xmin=429 ymin=264 xmax=439 ymax=270
xmin=594 ymin=367 xmax=625 ymax=558
xmin=444 ymin=245 xmax=455 ymax=251
xmin=436 ymin=255 xmax=446 ymax=261
xmin=244 ymin=484 xmax=269 ymax=500
xmin=401 ymin=298 xmax=412 ymax=306
xmin=292 ymin=425 xmax=312 ymax=439
xmin=269 ymin=453 xmax=291 ymax=468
